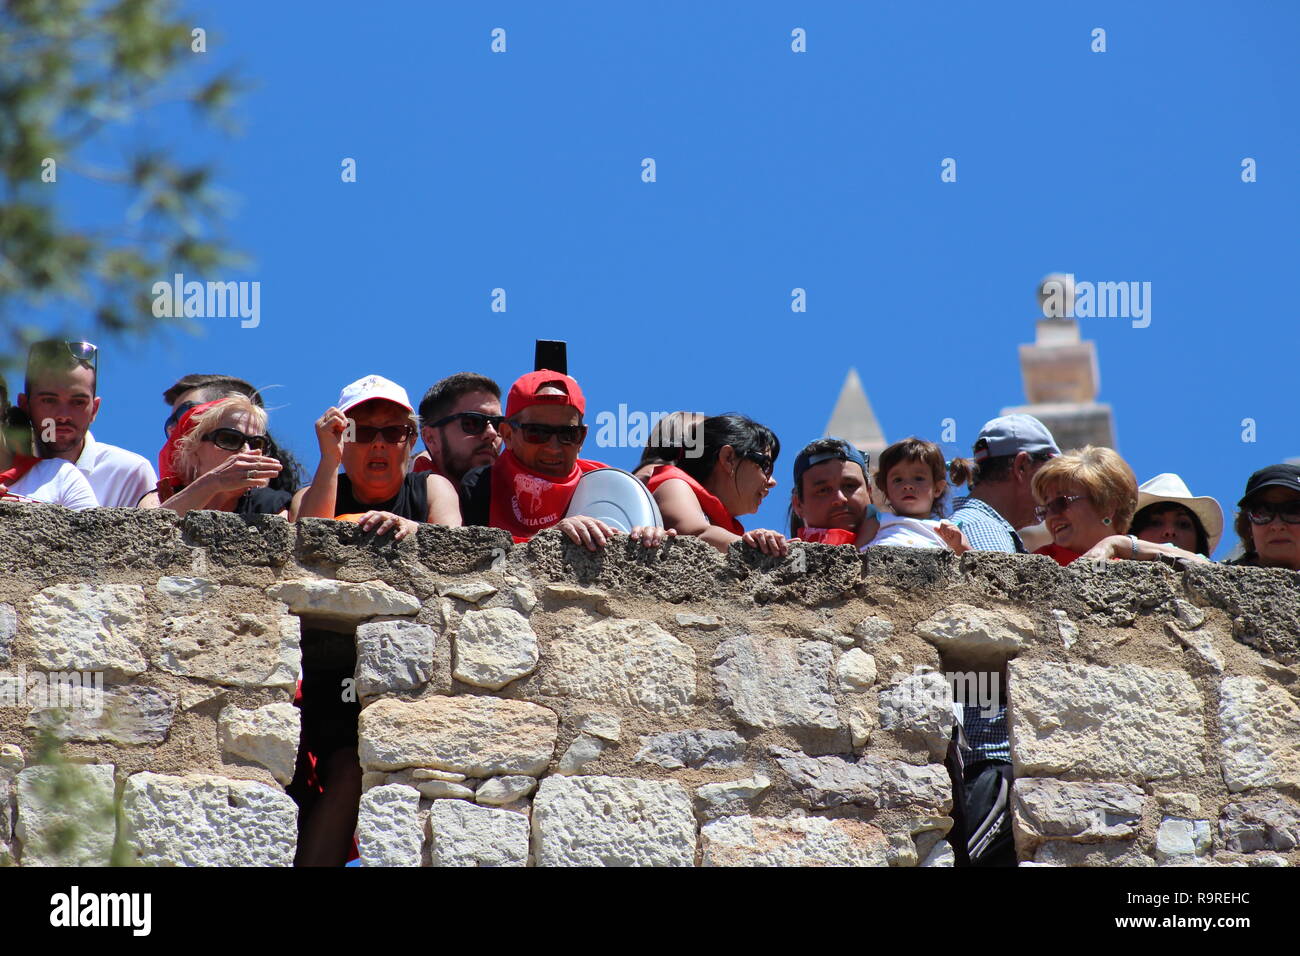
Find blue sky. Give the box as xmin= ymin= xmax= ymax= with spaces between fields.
xmin=22 ymin=1 xmax=1300 ymax=556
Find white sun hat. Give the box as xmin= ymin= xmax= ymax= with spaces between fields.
xmin=336 ymin=374 xmax=413 ymax=414
xmin=1136 ymin=473 xmax=1224 ymax=555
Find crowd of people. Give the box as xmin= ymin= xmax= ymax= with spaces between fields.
xmin=3 ymin=338 xmax=1299 ymax=865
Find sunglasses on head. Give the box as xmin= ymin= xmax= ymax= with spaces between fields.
xmin=350 ymin=424 xmax=415 ymax=445
xmin=507 ymin=420 xmax=586 ymax=446
xmin=203 ymin=427 xmax=270 ymax=453
xmin=164 ymin=401 xmax=198 ymax=438
xmin=1246 ymin=501 xmax=1300 ymax=525
xmin=430 ymin=412 xmax=504 ymax=436
xmin=29 ymin=339 xmax=98 ymax=370
xmin=1035 ymin=493 xmax=1087 ymax=523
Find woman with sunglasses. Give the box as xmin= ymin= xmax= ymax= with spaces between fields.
xmin=140 ymin=396 xmax=287 ymax=516
xmin=1029 ymin=445 xmax=1202 ymax=566
xmin=291 ymin=375 xmax=461 ymax=541
xmin=1225 ymin=464 xmax=1300 ymax=571
xmin=648 ymin=413 xmax=789 ymax=556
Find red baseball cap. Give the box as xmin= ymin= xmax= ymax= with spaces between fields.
xmin=506 ymin=369 xmax=586 ymax=418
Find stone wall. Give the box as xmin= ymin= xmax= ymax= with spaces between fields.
xmin=1 ymin=503 xmax=1297 ymax=867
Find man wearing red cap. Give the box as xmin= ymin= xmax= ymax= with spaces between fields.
xmin=461 ymin=370 xmax=670 ymax=549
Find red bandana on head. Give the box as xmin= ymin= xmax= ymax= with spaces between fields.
xmin=155 ymin=400 xmax=224 ymax=501
xmin=489 ymin=449 xmax=606 ymax=541
xmin=795 ymin=526 xmax=857 ymax=546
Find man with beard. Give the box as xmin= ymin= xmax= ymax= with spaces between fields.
xmin=413 ymin=372 xmax=503 ymax=488
xmin=19 ymin=340 xmax=156 ymax=508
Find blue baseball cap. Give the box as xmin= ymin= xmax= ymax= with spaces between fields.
xmin=793 ymin=438 xmax=869 ymax=491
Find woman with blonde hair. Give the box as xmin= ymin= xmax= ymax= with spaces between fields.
xmin=1030 ymin=445 xmax=1202 ymax=565
xmin=140 ymin=395 xmax=287 ymax=516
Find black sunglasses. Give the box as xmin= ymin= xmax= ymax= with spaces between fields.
xmin=430 ymin=412 xmax=505 ymax=436
xmin=745 ymin=452 xmax=774 ymax=479
xmin=203 ymin=427 xmax=270 ymax=453
xmin=164 ymin=401 xmax=198 ymax=438
xmin=507 ymin=420 xmax=586 ymax=446
xmin=1246 ymin=502 xmax=1300 ymax=525
xmin=350 ymin=424 xmax=415 ymax=445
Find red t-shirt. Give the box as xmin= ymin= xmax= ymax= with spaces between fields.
xmin=646 ymin=464 xmax=744 ymax=535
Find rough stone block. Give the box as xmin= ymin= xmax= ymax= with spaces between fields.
xmin=634 ymin=729 xmax=745 ymax=770
xmin=355 ymin=619 xmax=437 ymax=696
xmin=695 ymin=775 xmax=771 ymax=818
xmin=914 ymin=603 xmax=1037 ymax=664
xmin=452 ymin=607 xmax=538 ymax=690
xmin=878 ymin=670 xmax=954 ymax=756
xmin=837 ymin=648 xmax=877 ymax=690
xmin=218 ymin=703 xmax=301 ymax=784
xmin=475 ymin=775 xmax=537 ymax=806
xmin=1156 ymin=816 xmax=1212 ymax=864
xmin=156 ymin=610 xmax=300 ymax=689
xmin=122 ymin=772 xmax=297 ymax=866
xmin=359 ymin=695 xmax=558 ymax=776
xmin=27 ymin=684 xmax=176 ymax=746
xmin=357 ymin=784 xmax=422 ymax=867
xmin=0 ymin=603 xmax=15 ymax=666
xmin=774 ymin=749 xmax=950 ymax=811
xmin=1008 ymin=661 xmax=1205 ymax=780
xmin=533 ymin=775 xmax=696 ymax=867
xmin=702 ymin=815 xmax=889 ymax=867
xmin=266 ymin=578 xmax=421 ymax=621
xmin=1218 ymin=676 xmax=1300 ymax=793
xmin=429 ymin=799 xmax=528 ymax=867
xmin=556 ymin=734 xmax=610 ymax=775
xmin=574 ymin=712 xmax=621 ymax=743
xmin=28 ymin=584 xmax=148 ymax=679
xmin=16 ymin=764 xmax=117 ymax=867
xmin=539 ymin=618 xmax=696 ymax=716
xmin=1032 ymin=841 xmax=1155 ymax=867
xmin=713 ymin=635 xmax=839 ymax=731
xmin=1218 ymin=795 xmax=1300 ymax=853
xmin=1012 ymin=779 xmax=1144 ymax=851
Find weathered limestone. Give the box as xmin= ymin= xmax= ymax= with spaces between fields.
xmin=0 ymin=603 xmax=16 ymax=666
xmin=156 ymin=611 xmax=300 ymax=689
xmin=914 ymin=604 xmax=1037 ymax=663
xmin=713 ymin=636 xmax=839 ymax=731
xmin=774 ymin=749 xmax=950 ymax=812
xmin=28 ymin=584 xmax=148 ymax=679
xmin=539 ymin=618 xmax=696 ymax=716
xmin=1218 ymin=676 xmax=1300 ymax=793
xmin=695 ymin=775 xmax=772 ymax=818
xmin=1218 ymin=795 xmax=1300 ymax=853
xmin=27 ymin=684 xmax=176 ymax=746
xmin=1012 ymin=779 xmax=1145 ymax=852
xmin=357 ymin=784 xmax=423 ymax=867
xmin=837 ymin=648 xmax=877 ymax=690
xmin=452 ymin=607 xmax=538 ymax=690
xmin=878 ymin=670 xmax=953 ymax=756
xmin=532 ymin=776 xmax=696 ymax=867
xmin=556 ymin=734 xmax=609 ymax=775
xmin=475 ymin=775 xmax=537 ymax=806
xmin=1156 ymin=816 xmax=1213 ymax=864
xmin=702 ymin=815 xmax=890 ymax=866
xmin=574 ymin=712 xmax=621 ymax=743
xmin=1032 ymin=841 xmax=1155 ymax=867
xmin=634 ymin=730 xmax=745 ymax=770
xmin=218 ymin=703 xmax=301 ymax=784
xmin=267 ymin=579 xmax=421 ymax=621
xmin=1008 ymin=661 xmax=1206 ymax=780
xmin=16 ymin=764 xmax=117 ymax=866
xmin=354 ymin=619 xmax=437 ymax=697
xmin=358 ymin=696 xmax=558 ymax=776
xmin=122 ymin=772 xmax=297 ymax=866
xmin=428 ymin=799 xmax=529 ymax=867
xmin=439 ymin=580 xmax=497 ymax=603
xmin=853 ymin=616 xmax=895 ymax=647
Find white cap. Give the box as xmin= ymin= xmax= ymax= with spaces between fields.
xmin=336 ymin=375 xmax=413 ymax=415
xmin=1136 ymin=473 xmax=1224 ymax=555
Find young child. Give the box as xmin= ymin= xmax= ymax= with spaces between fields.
xmin=865 ymin=437 xmax=969 ymax=553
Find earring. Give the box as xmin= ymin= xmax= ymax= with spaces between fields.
xmin=1102 ymin=517 xmax=1112 ymax=526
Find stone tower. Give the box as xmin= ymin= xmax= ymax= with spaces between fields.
xmin=1001 ymin=273 xmax=1117 ymax=451
xmin=825 ymin=367 xmax=887 ymax=464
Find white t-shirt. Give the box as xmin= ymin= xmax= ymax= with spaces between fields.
xmin=863 ymin=512 xmax=948 ymax=550
xmin=7 ymin=458 xmax=99 ymax=510
xmin=75 ymin=432 xmax=158 ymax=508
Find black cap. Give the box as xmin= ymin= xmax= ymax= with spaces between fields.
xmin=1237 ymin=463 xmax=1300 ymax=507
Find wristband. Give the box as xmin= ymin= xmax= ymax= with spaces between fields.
xmin=1127 ymin=534 xmax=1138 ymax=558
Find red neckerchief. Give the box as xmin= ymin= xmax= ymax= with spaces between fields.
xmin=796 ymin=526 xmax=857 ymax=546
xmin=1035 ymin=542 xmax=1083 ymax=566
xmin=646 ymin=464 xmax=744 ymax=535
xmin=489 ymin=449 xmax=606 ymax=540
xmin=155 ymin=400 xmax=224 ymax=502
xmin=0 ymin=452 xmax=41 ymax=488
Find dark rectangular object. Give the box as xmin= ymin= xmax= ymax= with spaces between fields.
xmin=534 ymin=340 xmax=567 ymax=374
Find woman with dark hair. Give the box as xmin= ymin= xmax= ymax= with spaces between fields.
xmin=632 ymin=411 xmax=705 ymax=482
xmin=1225 ymin=464 xmax=1300 ymax=571
xmin=1129 ymin=474 xmax=1222 ymax=559
xmin=647 ymin=413 xmax=788 ymax=555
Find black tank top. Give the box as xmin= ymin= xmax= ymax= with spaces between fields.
xmin=335 ymin=471 xmax=429 ymax=521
